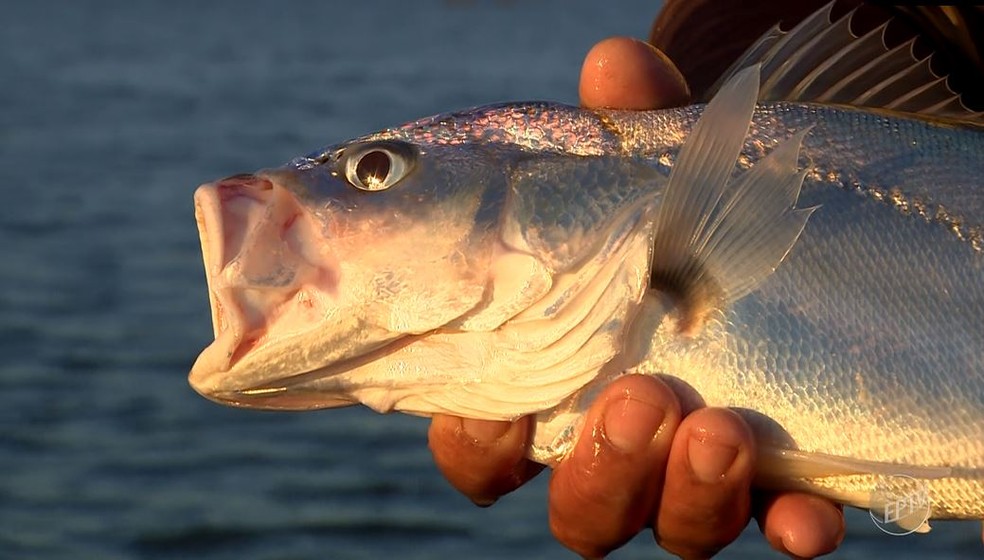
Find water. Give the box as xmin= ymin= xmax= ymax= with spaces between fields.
xmin=0 ymin=1 xmax=980 ymax=558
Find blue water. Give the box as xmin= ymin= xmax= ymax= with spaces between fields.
xmin=1 ymin=1 xmax=980 ymax=558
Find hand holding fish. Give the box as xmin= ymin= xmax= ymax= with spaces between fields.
xmin=427 ymin=38 xmax=844 ymax=559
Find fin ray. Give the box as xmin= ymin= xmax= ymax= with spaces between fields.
xmin=703 ymin=2 xmax=983 ymax=122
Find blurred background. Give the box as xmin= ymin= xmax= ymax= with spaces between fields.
xmin=1 ymin=1 xmax=980 ymax=558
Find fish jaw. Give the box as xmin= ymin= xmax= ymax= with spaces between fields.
xmin=189 ymin=173 xmax=361 ymax=408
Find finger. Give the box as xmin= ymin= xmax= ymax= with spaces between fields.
xmin=427 ymin=414 xmax=543 ymax=506
xmin=579 ymin=36 xmax=690 ymax=110
xmin=654 ymin=408 xmax=756 ymax=559
xmin=756 ymin=492 xmax=845 ymax=558
xmin=548 ymin=375 xmax=682 ymax=558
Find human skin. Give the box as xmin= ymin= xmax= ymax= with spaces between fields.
xmin=427 ymin=37 xmax=846 ymax=559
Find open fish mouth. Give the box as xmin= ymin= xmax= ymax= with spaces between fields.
xmin=189 ymin=173 xmax=342 ymax=404
xmin=192 ymin=174 xmax=263 ymax=376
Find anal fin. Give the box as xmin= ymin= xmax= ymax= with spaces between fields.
xmin=758 ymin=447 xmax=954 ymax=481
xmin=757 ymin=446 xmax=948 ymax=534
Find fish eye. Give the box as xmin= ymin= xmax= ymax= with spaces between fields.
xmin=343 ymin=141 xmax=415 ymax=192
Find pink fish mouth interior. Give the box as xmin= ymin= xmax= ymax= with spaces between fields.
xmin=199 ymin=175 xmax=264 ymax=337
xmin=191 ymin=173 xmax=339 ymax=395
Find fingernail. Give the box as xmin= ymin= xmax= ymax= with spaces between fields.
xmin=603 ymin=395 xmax=665 ymax=453
xmin=461 ymin=418 xmax=511 ymax=444
xmin=687 ymin=434 xmax=739 ymax=483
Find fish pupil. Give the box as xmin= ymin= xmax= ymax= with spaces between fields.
xmin=356 ymin=150 xmax=391 ymax=188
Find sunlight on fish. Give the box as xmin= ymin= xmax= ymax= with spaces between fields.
xmin=189 ymin=3 xmax=984 ymax=532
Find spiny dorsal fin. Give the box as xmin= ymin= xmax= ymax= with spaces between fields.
xmin=703 ymin=2 xmax=984 ymax=122
xmin=652 ymin=65 xmax=814 ymax=334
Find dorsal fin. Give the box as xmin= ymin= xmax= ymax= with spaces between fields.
xmin=703 ymin=2 xmax=984 ymax=123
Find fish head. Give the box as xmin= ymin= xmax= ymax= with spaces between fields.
xmin=189 ymin=135 xmax=511 ymax=409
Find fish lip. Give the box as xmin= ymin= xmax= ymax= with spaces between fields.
xmin=200 ymin=387 xmax=358 ymax=411
xmin=193 ymin=181 xmax=249 ymax=374
xmin=189 ymin=367 xmax=360 ymax=411
xmin=191 ymin=334 xmax=417 ymax=410
xmin=194 ymin=182 xmax=225 ymax=341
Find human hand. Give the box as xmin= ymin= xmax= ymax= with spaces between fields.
xmin=428 ymin=37 xmax=845 ymax=559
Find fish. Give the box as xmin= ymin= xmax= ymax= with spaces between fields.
xmin=188 ymin=4 xmax=984 ymax=531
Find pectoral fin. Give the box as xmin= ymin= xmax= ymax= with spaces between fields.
xmin=650 ymin=65 xmax=814 ymax=332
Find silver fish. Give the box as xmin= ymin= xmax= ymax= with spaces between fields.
xmin=189 ymin=6 xmax=983 ymax=530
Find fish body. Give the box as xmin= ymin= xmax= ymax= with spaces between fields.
xmin=189 ymin=8 xmax=984 ymax=528
xmin=190 ymin=94 xmax=984 ymax=520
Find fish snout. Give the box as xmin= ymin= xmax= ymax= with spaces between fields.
xmin=192 ymin=172 xmax=339 ymax=376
